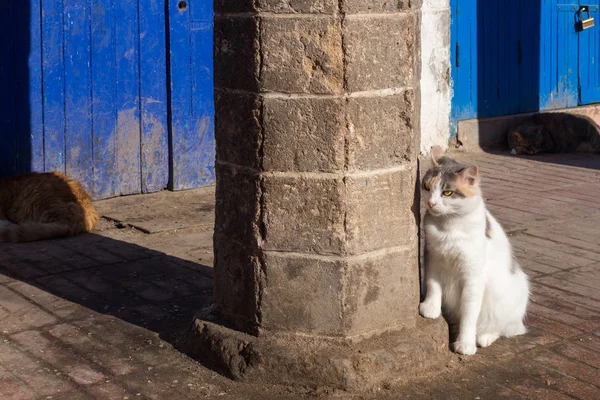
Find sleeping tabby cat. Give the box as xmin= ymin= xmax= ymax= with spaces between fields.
xmin=0 ymin=172 xmax=98 ymax=242
xmin=508 ymin=112 xmax=600 ymax=155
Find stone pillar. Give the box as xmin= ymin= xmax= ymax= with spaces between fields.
xmin=184 ymin=0 xmax=448 ymax=390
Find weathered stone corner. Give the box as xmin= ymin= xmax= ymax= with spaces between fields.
xmin=182 ymin=310 xmax=449 ymax=391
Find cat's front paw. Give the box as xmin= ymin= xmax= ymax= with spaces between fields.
xmin=419 ymin=301 xmax=441 ymax=319
xmin=477 ymin=332 xmax=500 ymax=348
xmin=453 ymin=341 xmax=477 ymax=355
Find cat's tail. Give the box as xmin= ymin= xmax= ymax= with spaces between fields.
xmin=0 ymin=222 xmax=80 ymax=243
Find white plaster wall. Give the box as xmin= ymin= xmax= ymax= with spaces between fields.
xmin=420 ymin=0 xmax=451 ymax=154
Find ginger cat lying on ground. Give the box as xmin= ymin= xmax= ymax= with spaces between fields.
xmin=0 ymin=172 xmax=98 ymax=242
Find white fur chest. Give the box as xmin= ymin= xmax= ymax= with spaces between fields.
xmin=424 ymin=211 xmax=487 ymax=270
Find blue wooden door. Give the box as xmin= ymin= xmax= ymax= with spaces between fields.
xmin=168 ymin=0 xmax=215 ymax=190
xmin=0 ymin=0 xmax=215 ymax=199
xmin=579 ymin=3 xmax=600 ymax=104
xmin=451 ymin=0 xmax=600 ymax=130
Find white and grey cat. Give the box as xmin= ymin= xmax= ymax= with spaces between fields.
xmin=419 ymin=146 xmax=530 ymax=355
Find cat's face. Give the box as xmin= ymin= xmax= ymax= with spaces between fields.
xmin=508 ymin=125 xmax=545 ymax=155
xmin=422 ymin=147 xmax=481 ymax=216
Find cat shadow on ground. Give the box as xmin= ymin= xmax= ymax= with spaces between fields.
xmin=0 ymin=232 xmax=214 ymax=348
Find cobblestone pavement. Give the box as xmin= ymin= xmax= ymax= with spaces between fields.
xmin=1 ymin=151 xmax=599 ymax=399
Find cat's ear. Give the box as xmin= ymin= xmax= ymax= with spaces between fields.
xmin=430 ymin=145 xmax=445 ymax=166
xmin=460 ymin=165 xmax=479 ymax=185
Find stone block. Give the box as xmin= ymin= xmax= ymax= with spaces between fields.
xmin=343 ymin=247 xmax=419 ymax=335
xmin=260 ymin=17 xmax=343 ymax=94
xmin=343 ymin=14 xmax=415 ymax=91
xmin=262 ymin=97 xmax=346 ymax=172
xmin=214 ymin=17 xmax=259 ymax=91
xmin=260 ymin=248 xmax=418 ymax=336
xmin=342 ymin=0 xmax=415 ymax=13
xmin=216 ymin=0 xmax=338 ymax=13
xmin=260 ymin=168 xmax=417 ymax=255
xmin=261 ymin=176 xmax=345 ymax=254
xmin=345 ymin=167 xmax=418 ymax=254
xmin=214 ymin=165 xmax=261 ymax=247
xmin=213 ymin=237 xmax=263 ymax=333
xmin=260 ymin=252 xmax=344 ymax=335
xmin=214 ymin=0 xmax=255 ymax=13
xmin=346 ymin=90 xmax=415 ymax=170
xmin=258 ymin=0 xmax=337 ymax=13
xmin=215 ymin=91 xmax=262 ymax=169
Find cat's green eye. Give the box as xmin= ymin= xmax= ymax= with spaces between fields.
xmin=442 ymin=190 xmax=454 ymax=197
xmin=423 ymin=182 xmax=430 ymax=191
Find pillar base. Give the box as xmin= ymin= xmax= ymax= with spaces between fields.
xmin=181 ymin=309 xmax=449 ymax=391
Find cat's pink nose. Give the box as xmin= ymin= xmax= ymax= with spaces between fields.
xmin=427 ymin=200 xmax=436 ymax=208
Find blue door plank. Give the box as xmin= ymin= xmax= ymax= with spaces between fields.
xmin=0 ymin=0 xmax=17 ymax=176
xmin=538 ymin=0 xmax=555 ymax=109
xmin=490 ymin=0 xmax=500 ymax=115
xmin=506 ymin=0 xmax=521 ymax=115
xmin=28 ymin=0 xmax=45 ymax=173
xmin=449 ymin=0 xmax=461 ymax=124
xmin=91 ymin=0 xmax=118 ymax=199
xmin=41 ymin=0 xmax=66 ymax=173
xmin=478 ymin=0 xmax=496 ymax=117
xmin=63 ymin=1 xmax=94 ymax=192
xmin=189 ymin=19 xmax=215 ymax=183
xmin=167 ymin=0 xmax=191 ymax=189
xmin=519 ymin=0 xmax=541 ymax=113
xmin=562 ymin=4 xmax=579 ymax=108
xmin=540 ymin=2 xmax=578 ymax=110
xmin=13 ymin=0 xmax=44 ymax=174
xmin=579 ymin=2 xmax=600 ymax=105
xmin=467 ymin=0 xmax=478 ymax=117
xmin=139 ymin=0 xmax=169 ymax=193
xmin=168 ymin=0 xmax=215 ymax=191
xmin=451 ymin=0 xmax=477 ymax=122
xmin=114 ymin=0 xmax=142 ymax=196
xmin=497 ymin=0 xmax=507 ymax=114
xmin=579 ymin=5 xmax=592 ymax=103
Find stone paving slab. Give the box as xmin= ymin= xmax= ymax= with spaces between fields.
xmin=96 ymin=187 xmax=215 ymax=234
xmin=0 ymin=151 xmax=599 ymax=399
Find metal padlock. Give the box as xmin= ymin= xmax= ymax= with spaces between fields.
xmin=578 ymin=6 xmax=595 ymax=31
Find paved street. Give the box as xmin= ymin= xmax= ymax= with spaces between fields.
xmin=0 ymin=151 xmax=599 ymax=399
